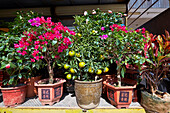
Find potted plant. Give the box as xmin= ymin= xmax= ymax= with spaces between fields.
xmin=0 ymin=11 xmax=41 ymax=106
xmin=61 ymin=9 xmax=124 ymax=110
xmin=103 ymin=25 xmax=146 ymax=108
xmin=0 ymin=33 xmax=30 ymax=107
xmin=15 ymin=16 xmax=75 ymax=105
xmin=140 ymin=30 xmax=170 ymax=113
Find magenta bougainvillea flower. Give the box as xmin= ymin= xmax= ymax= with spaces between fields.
xmin=15 ymin=16 xmax=75 ymax=83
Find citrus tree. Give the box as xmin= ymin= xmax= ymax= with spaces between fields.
xmin=61 ymin=9 xmax=124 ymax=81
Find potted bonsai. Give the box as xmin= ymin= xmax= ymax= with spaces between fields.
xmin=103 ymin=25 xmax=146 ymax=108
xmin=140 ymin=30 xmax=170 ymax=113
xmin=61 ymin=9 xmax=123 ymax=110
xmin=15 ymin=16 xmax=75 ymax=105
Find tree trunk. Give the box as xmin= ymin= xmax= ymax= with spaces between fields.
xmin=48 ymin=61 xmax=54 ymax=84
xmin=117 ymin=67 xmax=121 ymax=87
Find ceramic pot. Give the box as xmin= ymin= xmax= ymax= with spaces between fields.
xmin=103 ymin=78 xmax=137 ymax=108
xmin=141 ymin=91 xmax=170 ymax=113
xmin=74 ymin=79 xmax=102 ymax=110
xmin=0 ymin=84 xmax=27 ymax=107
xmin=34 ymin=78 xmax=66 ymax=105
xmin=26 ymin=76 xmax=41 ymax=97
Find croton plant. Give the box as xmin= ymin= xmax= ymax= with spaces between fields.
xmin=141 ymin=30 xmax=170 ymax=95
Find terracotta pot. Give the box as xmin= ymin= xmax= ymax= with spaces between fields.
xmin=103 ymin=78 xmax=137 ymax=108
xmin=26 ymin=76 xmax=41 ymax=98
xmin=74 ymin=79 xmax=102 ymax=110
xmin=100 ymin=74 xmax=115 ymax=95
xmin=34 ymin=78 xmax=66 ymax=105
xmin=141 ymin=91 xmax=170 ymax=113
xmin=0 ymin=84 xmax=27 ymax=107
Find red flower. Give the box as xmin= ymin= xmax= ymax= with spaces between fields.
xmin=6 ymin=64 xmax=10 ymax=69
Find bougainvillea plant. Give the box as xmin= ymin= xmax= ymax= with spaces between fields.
xmin=15 ymin=17 xmax=75 ymax=84
xmin=102 ymin=24 xmax=146 ymax=86
xmin=141 ymin=30 xmax=170 ymax=95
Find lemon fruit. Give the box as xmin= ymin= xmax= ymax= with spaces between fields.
xmin=70 ymin=68 xmax=75 ymax=73
xmin=78 ymin=33 xmax=82 ymax=37
xmin=76 ymin=53 xmax=80 ymax=57
xmin=69 ymin=51 xmax=75 ymax=57
xmin=64 ymin=64 xmax=69 ymax=69
xmin=96 ymin=69 xmax=102 ymax=75
xmin=66 ymin=74 xmax=72 ymax=80
xmin=104 ymin=67 xmax=109 ymax=73
xmin=88 ymin=67 xmax=94 ymax=73
xmin=79 ymin=62 xmax=85 ymax=68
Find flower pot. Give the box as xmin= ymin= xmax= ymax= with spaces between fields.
xmin=74 ymin=79 xmax=102 ymax=110
xmin=103 ymin=78 xmax=137 ymax=108
xmin=0 ymin=84 xmax=27 ymax=107
xmin=26 ymin=76 xmax=41 ymax=98
xmin=34 ymin=78 xmax=66 ymax=105
xmin=141 ymin=91 xmax=170 ymax=113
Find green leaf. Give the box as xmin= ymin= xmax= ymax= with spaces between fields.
xmin=52 ymin=40 xmax=57 ymax=46
xmin=121 ymin=68 xmax=125 ymax=78
xmin=42 ymin=47 xmax=46 ymax=52
xmin=10 ymin=62 xmax=17 ymax=68
xmin=18 ymin=73 xmax=22 ymax=79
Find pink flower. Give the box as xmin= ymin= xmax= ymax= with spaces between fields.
xmin=21 ymin=51 xmax=27 ymax=56
xmin=100 ymin=35 xmax=108 ymax=39
xmin=14 ymin=44 xmax=19 ymax=48
xmin=92 ymin=10 xmax=96 ymax=14
xmin=63 ymin=37 xmax=72 ymax=45
xmin=38 ymin=35 xmax=44 ymax=40
xmin=35 ymin=45 xmax=40 ymax=49
xmin=55 ymin=55 xmax=60 ymax=59
xmin=6 ymin=64 xmax=10 ymax=69
xmin=30 ymin=58 xmax=35 ymax=62
xmin=34 ymin=41 xmax=40 ymax=45
xmin=101 ymin=27 xmax=105 ymax=31
xmin=70 ymin=31 xmax=76 ymax=36
xmin=136 ymin=29 xmax=140 ymax=33
xmin=17 ymin=50 xmax=21 ymax=53
xmin=35 ymin=56 xmax=39 ymax=61
xmin=40 ymin=56 xmax=44 ymax=59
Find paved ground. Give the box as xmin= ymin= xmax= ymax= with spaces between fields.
xmin=0 ymin=93 xmax=142 ymax=108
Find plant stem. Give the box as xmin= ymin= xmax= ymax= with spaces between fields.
xmin=48 ymin=60 xmax=54 ymax=84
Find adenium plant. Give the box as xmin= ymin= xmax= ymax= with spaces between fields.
xmin=103 ymin=24 xmax=146 ymax=86
xmin=141 ymin=30 xmax=170 ymax=95
xmin=15 ymin=16 xmax=75 ymax=84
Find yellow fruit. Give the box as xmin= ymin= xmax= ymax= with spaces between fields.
xmin=92 ymin=30 xmax=95 ymax=33
xmin=76 ymin=53 xmax=80 ymax=57
xmin=88 ymin=67 xmax=94 ymax=73
xmin=96 ymin=69 xmax=102 ymax=75
xmin=100 ymin=55 xmax=105 ymax=60
xmin=69 ymin=51 xmax=75 ymax=57
xmin=104 ymin=67 xmax=109 ymax=73
xmin=66 ymin=74 xmax=72 ymax=80
xmin=64 ymin=64 xmax=69 ymax=69
xmin=78 ymin=33 xmax=82 ymax=37
xmin=79 ymin=62 xmax=85 ymax=68
xmin=70 ymin=68 xmax=75 ymax=73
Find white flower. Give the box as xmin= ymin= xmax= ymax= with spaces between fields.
xmin=123 ymin=14 xmax=127 ymax=17
xmin=86 ymin=19 xmax=89 ymax=24
xmin=84 ymin=11 xmax=88 ymax=16
xmin=108 ymin=10 xmax=112 ymax=13
xmin=92 ymin=9 xmax=96 ymax=14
